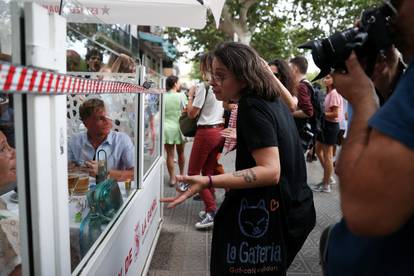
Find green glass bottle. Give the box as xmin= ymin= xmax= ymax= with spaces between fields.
xmin=79 ymin=189 xmax=102 ymax=257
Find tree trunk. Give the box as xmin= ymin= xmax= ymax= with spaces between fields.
xmin=219 ymin=3 xmax=254 ymax=45
xmin=235 ymin=29 xmax=252 ymax=45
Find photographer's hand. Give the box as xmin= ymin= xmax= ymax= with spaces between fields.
xmin=333 ymin=51 xmax=377 ymax=106
xmin=371 ymin=46 xmax=403 ymax=100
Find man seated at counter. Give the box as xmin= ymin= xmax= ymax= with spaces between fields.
xmin=0 ymin=130 xmax=20 ymax=276
xmin=68 ymin=98 xmax=134 ymax=181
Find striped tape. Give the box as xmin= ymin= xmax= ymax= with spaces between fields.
xmin=0 ymin=61 xmax=164 ymax=95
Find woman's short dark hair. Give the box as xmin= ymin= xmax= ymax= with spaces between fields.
xmin=268 ymin=58 xmax=296 ymax=96
xmin=212 ymin=42 xmax=281 ymax=101
xmin=166 ymin=75 xmax=179 ymax=91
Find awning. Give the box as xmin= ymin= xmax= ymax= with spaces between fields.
xmin=138 ymin=31 xmax=177 ymax=59
xmin=17 ymin=0 xmax=225 ymax=29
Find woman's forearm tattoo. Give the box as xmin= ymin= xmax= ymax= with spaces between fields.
xmin=232 ymin=169 xmax=257 ymax=183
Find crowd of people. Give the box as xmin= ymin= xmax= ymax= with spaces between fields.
xmin=66 ymin=47 xmax=138 ymax=181
xmin=0 ymin=0 xmax=413 ymax=275
xmin=161 ymin=0 xmax=414 ymax=274
xmin=66 ymin=48 xmax=137 ymax=77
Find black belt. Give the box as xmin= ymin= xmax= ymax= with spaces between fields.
xmin=198 ymin=124 xmax=224 ymax=129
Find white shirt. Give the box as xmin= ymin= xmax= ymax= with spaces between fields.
xmin=192 ymin=83 xmax=224 ymax=126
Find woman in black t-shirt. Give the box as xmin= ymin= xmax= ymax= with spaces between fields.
xmin=162 ymin=42 xmax=315 ymax=275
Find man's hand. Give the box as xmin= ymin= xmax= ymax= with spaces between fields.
xmin=332 ymin=51 xmax=377 ymax=105
xmin=160 ymin=175 xmax=209 ymax=208
xmin=84 ymin=160 xmax=98 ymax=176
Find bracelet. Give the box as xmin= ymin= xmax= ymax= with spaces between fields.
xmin=207 ymin=175 xmax=213 ymax=189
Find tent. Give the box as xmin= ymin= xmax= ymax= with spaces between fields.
xmin=17 ymin=0 xmax=226 ymax=29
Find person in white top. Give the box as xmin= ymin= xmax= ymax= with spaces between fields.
xmin=185 ymin=53 xmax=224 ymax=230
xmin=192 ymin=83 xmax=224 ymax=126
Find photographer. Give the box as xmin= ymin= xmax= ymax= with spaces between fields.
xmin=324 ymin=0 xmax=414 ymax=275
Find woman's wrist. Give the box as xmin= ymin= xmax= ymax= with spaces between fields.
xmin=207 ymin=175 xmax=213 ymax=189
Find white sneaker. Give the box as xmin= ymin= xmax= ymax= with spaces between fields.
xmin=311 ymin=182 xmax=323 ymax=190
xmin=312 ymin=184 xmax=331 ymax=193
xmin=176 ymin=182 xmax=189 ymax=193
xmin=322 ymin=185 xmax=331 ymax=193
xmin=195 ymin=212 xmax=215 ymax=229
xmin=198 ymin=210 xmax=206 ymax=220
xmin=329 ymin=176 xmax=336 ymax=185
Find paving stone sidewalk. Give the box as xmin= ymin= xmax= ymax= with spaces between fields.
xmin=148 ymin=144 xmax=341 ymax=276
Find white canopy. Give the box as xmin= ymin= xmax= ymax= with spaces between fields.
xmin=17 ymin=0 xmax=225 ymax=29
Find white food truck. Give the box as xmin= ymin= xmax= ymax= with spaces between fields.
xmin=0 ymin=0 xmax=224 ymax=275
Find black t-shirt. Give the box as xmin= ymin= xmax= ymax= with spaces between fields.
xmin=236 ymin=94 xmax=314 ymax=232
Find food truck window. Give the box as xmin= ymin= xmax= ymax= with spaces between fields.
xmin=143 ymin=93 xmax=161 ymax=175
xmin=0 ymin=93 xmax=20 ymax=276
xmin=0 ymin=2 xmax=21 ymax=274
xmin=66 ymin=64 xmax=138 ymax=269
xmin=142 ymin=67 xmax=162 ymax=176
xmin=0 ymin=0 xmax=12 ymax=63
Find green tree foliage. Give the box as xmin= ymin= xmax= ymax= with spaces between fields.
xmin=166 ymin=0 xmax=380 ymax=62
xmin=250 ymin=16 xmax=291 ymax=61
xmin=290 ymin=0 xmax=382 ymax=37
xmin=188 ymin=59 xmax=202 ymax=80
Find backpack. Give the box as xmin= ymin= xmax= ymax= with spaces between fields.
xmin=300 ymin=80 xmax=325 ymax=134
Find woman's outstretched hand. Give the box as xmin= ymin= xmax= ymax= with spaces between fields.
xmin=160 ymin=175 xmax=209 ymax=208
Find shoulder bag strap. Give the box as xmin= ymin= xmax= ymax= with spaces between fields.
xmin=196 ymin=82 xmax=210 ymax=120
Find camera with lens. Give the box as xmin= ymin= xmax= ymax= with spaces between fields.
xmin=300 ymin=1 xmax=398 ymax=80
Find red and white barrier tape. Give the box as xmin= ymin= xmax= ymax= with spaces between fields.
xmin=0 ymin=62 xmax=164 ymax=95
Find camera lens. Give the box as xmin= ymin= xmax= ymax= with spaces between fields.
xmin=299 ymin=27 xmax=360 ymax=80
xmin=299 ymin=3 xmax=397 ymax=80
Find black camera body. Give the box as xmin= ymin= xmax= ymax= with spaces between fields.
xmin=300 ymin=1 xmax=398 ymax=80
